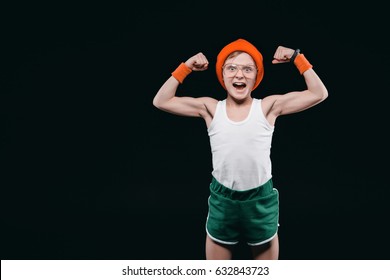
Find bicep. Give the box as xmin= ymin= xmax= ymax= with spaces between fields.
xmin=157 ymin=96 xmax=212 ymax=117
xmin=272 ymin=90 xmax=324 ymax=116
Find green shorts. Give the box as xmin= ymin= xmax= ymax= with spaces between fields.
xmin=206 ymin=177 xmax=279 ymax=246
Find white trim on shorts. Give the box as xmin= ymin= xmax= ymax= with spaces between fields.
xmin=205 ymin=225 xmax=239 ymax=245
xmin=247 ymin=230 xmax=278 ymax=246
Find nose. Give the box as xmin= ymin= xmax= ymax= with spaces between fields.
xmin=235 ymin=68 xmax=244 ymax=78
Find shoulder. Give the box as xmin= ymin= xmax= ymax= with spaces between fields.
xmin=198 ymin=97 xmax=219 ymax=114
xmin=193 ymin=97 xmax=218 ymax=125
xmin=259 ymin=95 xmax=279 ymax=113
xmin=198 ymin=96 xmax=219 ymax=105
xmin=258 ymin=95 xmax=282 ymax=126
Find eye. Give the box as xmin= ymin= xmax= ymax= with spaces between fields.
xmin=227 ymin=65 xmax=237 ymax=72
xmin=243 ymin=66 xmax=254 ymax=73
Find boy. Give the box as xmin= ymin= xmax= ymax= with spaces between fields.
xmin=153 ymin=39 xmax=328 ymax=259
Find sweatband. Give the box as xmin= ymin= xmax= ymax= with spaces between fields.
xmin=294 ymin=54 xmax=313 ymax=75
xmin=171 ymin=62 xmax=192 ymax=84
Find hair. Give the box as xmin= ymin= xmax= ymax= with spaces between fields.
xmin=225 ymin=51 xmax=244 ymax=63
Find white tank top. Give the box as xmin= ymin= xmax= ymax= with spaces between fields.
xmin=207 ymin=98 xmax=275 ymax=191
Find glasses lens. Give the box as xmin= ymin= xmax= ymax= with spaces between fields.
xmin=224 ymin=64 xmax=237 ymax=75
xmin=242 ymin=66 xmax=255 ymax=73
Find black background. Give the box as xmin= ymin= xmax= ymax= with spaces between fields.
xmin=1 ymin=0 xmax=389 ymax=260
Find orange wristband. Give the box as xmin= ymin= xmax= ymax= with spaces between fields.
xmin=294 ymin=54 xmax=313 ymax=75
xmin=171 ymin=62 xmax=192 ymax=84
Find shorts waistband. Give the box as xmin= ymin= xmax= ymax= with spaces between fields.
xmin=210 ymin=177 xmax=274 ymax=201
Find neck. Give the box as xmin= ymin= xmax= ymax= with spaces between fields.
xmin=226 ymin=96 xmax=253 ymax=107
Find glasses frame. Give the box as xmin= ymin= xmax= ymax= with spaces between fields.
xmin=222 ymin=63 xmax=258 ymax=77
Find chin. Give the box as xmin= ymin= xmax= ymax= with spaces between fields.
xmin=228 ymin=87 xmax=251 ymax=99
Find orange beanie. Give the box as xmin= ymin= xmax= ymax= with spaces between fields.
xmin=216 ymin=38 xmax=264 ymax=90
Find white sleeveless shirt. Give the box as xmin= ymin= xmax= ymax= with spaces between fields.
xmin=207 ymin=98 xmax=275 ymax=191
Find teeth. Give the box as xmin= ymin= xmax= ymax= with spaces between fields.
xmin=233 ymin=82 xmax=246 ymax=87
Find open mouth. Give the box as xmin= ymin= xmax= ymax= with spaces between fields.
xmin=233 ymin=82 xmax=246 ymax=90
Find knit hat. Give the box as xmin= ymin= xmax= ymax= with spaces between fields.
xmin=216 ymin=38 xmax=264 ymax=90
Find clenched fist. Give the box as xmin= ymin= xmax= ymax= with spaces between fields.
xmin=184 ymin=52 xmax=209 ymax=71
xmin=272 ymin=46 xmax=295 ymax=64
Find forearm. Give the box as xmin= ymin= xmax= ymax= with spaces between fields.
xmin=302 ymin=68 xmax=328 ymax=100
xmin=293 ymin=52 xmax=328 ymax=100
xmin=153 ymin=62 xmax=193 ymax=108
xmin=152 ymin=76 xmax=180 ymax=108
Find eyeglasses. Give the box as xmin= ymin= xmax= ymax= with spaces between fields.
xmin=222 ymin=63 xmax=257 ymax=77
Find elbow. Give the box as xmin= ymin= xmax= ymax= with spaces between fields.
xmin=317 ymin=91 xmax=328 ymax=103
xmin=321 ymin=87 xmax=329 ymax=101
xmin=313 ymin=85 xmax=328 ymax=103
xmin=152 ymin=97 xmax=158 ymax=108
xmin=153 ymin=96 xmax=170 ymax=112
xmin=152 ymin=96 xmax=162 ymax=109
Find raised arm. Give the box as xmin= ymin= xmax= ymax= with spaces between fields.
xmin=263 ymin=46 xmax=328 ymax=124
xmin=152 ymin=52 xmax=218 ymax=120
